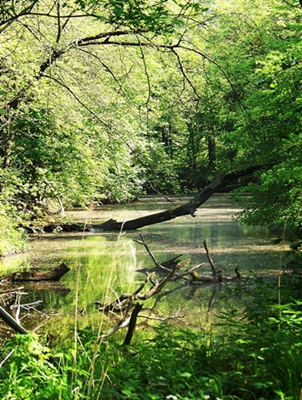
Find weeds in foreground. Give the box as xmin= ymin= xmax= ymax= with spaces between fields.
xmin=0 ymin=279 xmax=302 ymax=399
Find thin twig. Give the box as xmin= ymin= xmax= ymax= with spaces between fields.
xmin=0 ymin=349 xmax=15 ymax=368
xmin=139 ymin=308 xmax=185 ymax=321
xmin=133 ymin=234 xmax=159 ymax=267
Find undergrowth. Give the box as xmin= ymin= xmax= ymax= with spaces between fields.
xmin=0 ymin=276 xmax=302 ymax=399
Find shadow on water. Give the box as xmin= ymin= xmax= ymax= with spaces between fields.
xmin=0 ymin=195 xmax=288 ymax=339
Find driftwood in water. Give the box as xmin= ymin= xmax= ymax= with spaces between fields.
xmin=97 ymin=260 xmax=186 ymax=315
xmin=135 ymin=236 xmax=240 ymax=284
xmin=97 ymin=259 xmax=188 ymax=343
xmin=0 ymin=262 xmax=70 ymax=283
xmin=134 ymin=235 xmax=240 ymax=283
xmin=203 ymin=240 xmax=218 ymax=276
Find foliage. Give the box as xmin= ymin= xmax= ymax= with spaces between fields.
xmin=0 ymin=333 xmax=69 ymax=399
xmin=200 ymin=0 xmax=302 ymax=228
xmin=1 ymin=0 xmax=302 ymax=253
xmin=0 ymin=200 xmax=27 ymax=257
xmin=1 ymin=276 xmax=302 ymax=399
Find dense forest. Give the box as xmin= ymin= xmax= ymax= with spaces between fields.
xmin=1 ymin=0 xmax=302 ymax=254
xmin=0 ymin=2 xmax=302 ymax=399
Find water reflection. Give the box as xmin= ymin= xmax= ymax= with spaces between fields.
xmin=0 ymin=196 xmax=287 ymax=338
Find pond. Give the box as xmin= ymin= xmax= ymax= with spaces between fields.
xmin=0 ymin=195 xmax=288 ymax=342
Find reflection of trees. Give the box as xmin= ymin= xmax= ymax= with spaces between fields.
xmin=95 ymin=236 xmax=239 ymax=343
xmin=0 ymin=236 xmax=240 ymax=345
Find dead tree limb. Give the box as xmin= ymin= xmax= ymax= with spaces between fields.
xmin=97 ymin=271 xmax=155 ymax=314
xmin=176 ymin=263 xmax=205 ymax=280
xmin=97 ymin=262 xmax=183 ymax=341
xmin=99 ymin=318 xmax=131 ymax=340
xmin=0 ymin=306 xmax=28 ymax=334
xmin=138 ymin=308 xmax=185 ymax=322
xmin=91 ymin=163 xmax=275 ymax=231
xmin=134 ymin=233 xmax=189 ymax=281
xmin=96 ymin=239 xmax=242 ymax=343
xmin=123 ymin=303 xmax=143 ymax=346
xmin=136 ymin=262 xmax=184 ymax=301
xmin=97 ymin=260 xmax=185 ymax=315
xmin=0 ymin=287 xmax=24 ymax=295
xmin=203 ymin=240 xmax=217 ymax=276
xmin=0 ymin=262 xmax=70 ymax=282
xmin=133 ymin=234 xmax=159 ymax=267
xmin=134 ymin=234 xmax=184 ymax=273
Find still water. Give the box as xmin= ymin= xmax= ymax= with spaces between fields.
xmin=0 ymin=195 xmax=288 ymax=339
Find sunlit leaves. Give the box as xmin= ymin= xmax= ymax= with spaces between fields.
xmin=73 ymin=0 xmax=199 ymax=33
xmin=0 ymin=0 xmax=302 ymax=237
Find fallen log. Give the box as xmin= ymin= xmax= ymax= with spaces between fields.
xmin=24 ymin=223 xmax=89 ymax=234
xmin=0 ymin=306 xmax=27 ymax=334
xmin=32 ymin=163 xmax=275 ymax=234
xmin=89 ymin=164 xmax=274 ymax=231
xmin=43 ymin=223 xmax=89 ymax=233
xmin=0 ymin=262 xmax=70 ymax=283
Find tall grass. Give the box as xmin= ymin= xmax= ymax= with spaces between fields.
xmin=0 ymin=272 xmax=301 ymax=399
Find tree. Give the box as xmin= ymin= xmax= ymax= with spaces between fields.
xmin=206 ymin=0 xmax=302 ymax=227
xmin=1 ymin=0 xmax=302 ymax=253
xmin=0 ymin=0 xmax=204 ymax=211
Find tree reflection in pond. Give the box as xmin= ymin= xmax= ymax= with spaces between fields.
xmin=0 ymin=196 xmax=287 ymax=339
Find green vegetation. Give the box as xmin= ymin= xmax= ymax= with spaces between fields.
xmin=1 ymin=0 xmax=302 ymax=254
xmin=0 ymin=1 xmax=301 ymax=397
xmin=0 ymin=276 xmax=301 ymax=399
xmin=0 ymin=202 xmax=27 ymax=256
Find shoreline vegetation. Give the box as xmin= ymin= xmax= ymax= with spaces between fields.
xmin=0 ymin=276 xmax=301 ymax=399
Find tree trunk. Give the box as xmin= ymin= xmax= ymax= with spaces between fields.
xmin=94 ymin=164 xmax=273 ymax=231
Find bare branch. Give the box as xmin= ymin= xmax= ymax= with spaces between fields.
xmin=77 ymin=48 xmax=131 ymax=100
xmin=0 ymin=349 xmax=15 ymax=368
xmin=138 ymin=308 xmax=185 ymax=321
xmin=133 ymin=234 xmax=159 ymax=267
xmin=56 ymin=0 xmax=61 ymax=43
xmin=136 ymin=35 xmax=152 ymax=105
xmin=176 ymin=263 xmax=205 ymax=280
xmin=203 ymin=240 xmax=217 ymax=276
xmin=179 ymin=43 xmax=241 ymax=101
xmin=41 ymin=73 xmax=112 ymax=130
xmin=171 ymin=47 xmax=201 ymax=99
xmin=99 ymin=316 xmax=131 ymax=341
